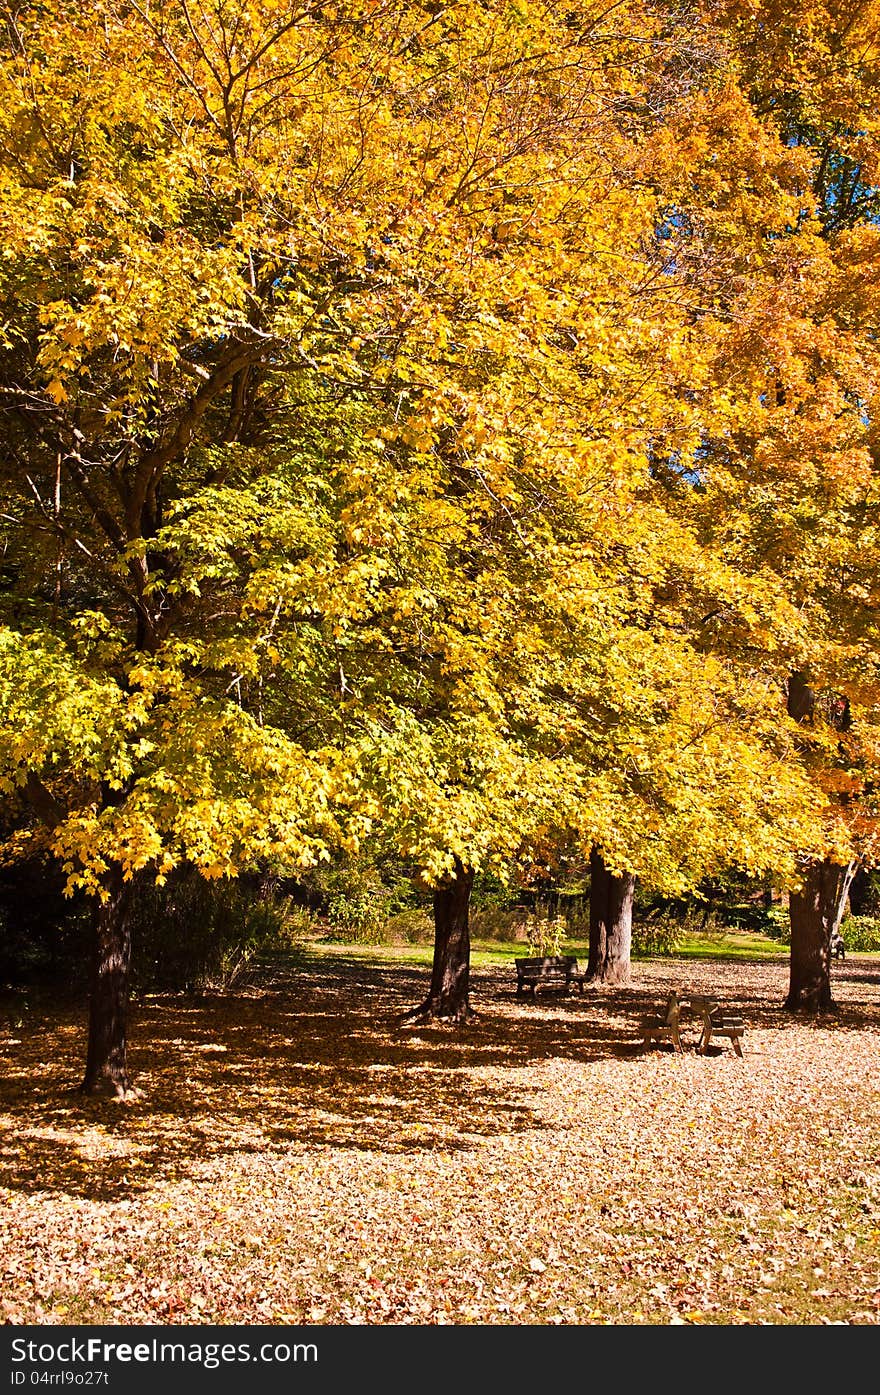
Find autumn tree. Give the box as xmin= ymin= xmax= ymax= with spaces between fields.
xmin=0 ymin=0 xmax=503 ymax=1084
xmin=679 ymin=0 xmax=880 ymax=1012
xmin=329 ymin=1 xmax=831 ymax=1011
xmin=3 ymin=0 xmax=762 ymax=1068
xmin=3 ymin=0 xmax=873 ymax=1096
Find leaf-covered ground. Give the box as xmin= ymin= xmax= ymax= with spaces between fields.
xmin=2 ymin=951 xmax=879 ymax=1325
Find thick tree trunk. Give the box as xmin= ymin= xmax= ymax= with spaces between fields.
xmin=784 ymin=668 xmax=856 ymax=1015
xmin=587 ymin=847 xmax=608 ymax=978
xmin=786 ymin=858 xmax=855 ymax=1014
xmin=81 ymin=865 xmax=136 ymax=1096
xmin=587 ymin=848 xmax=635 ymax=985
xmin=404 ymin=858 xmax=474 ymax=1023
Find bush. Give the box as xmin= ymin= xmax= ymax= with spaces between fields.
xmin=841 ymin=915 xmax=880 ymax=952
xmin=469 ymin=905 xmax=530 ymax=941
xmin=301 ymin=857 xmax=426 ymax=944
xmin=761 ymin=904 xmax=791 ymax=944
xmin=470 ymin=870 xmax=515 ymax=911
xmin=562 ymin=904 xmax=590 ymax=940
xmin=324 ymin=869 xmax=389 ymax=942
xmin=384 ymin=908 xmax=434 ymax=944
xmin=632 ymin=913 xmax=684 ymax=957
xmin=131 ymin=871 xmax=308 ymax=993
xmin=525 ymin=913 xmax=566 ymax=957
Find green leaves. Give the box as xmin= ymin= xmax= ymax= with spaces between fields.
xmin=1 ymin=0 xmax=878 ymax=911
xmin=0 ymin=628 xmax=138 ymax=794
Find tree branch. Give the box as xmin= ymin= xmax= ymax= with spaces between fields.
xmin=23 ymin=771 xmax=66 ymax=830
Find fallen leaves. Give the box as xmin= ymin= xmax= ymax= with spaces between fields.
xmin=0 ymin=951 xmax=879 ymax=1324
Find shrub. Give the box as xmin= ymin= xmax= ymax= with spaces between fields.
xmin=469 ymin=905 xmax=530 ymax=941
xmin=303 ymin=857 xmax=426 ymax=944
xmin=563 ymin=905 xmax=590 ymax=940
xmin=762 ymin=905 xmax=791 ymax=944
xmin=131 ymin=871 xmax=308 ymax=993
xmin=525 ymin=914 xmax=565 ymax=957
xmin=384 ymin=908 xmax=434 ymax=944
xmin=632 ymin=914 xmax=684 ymax=957
xmin=470 ymin=870 xmax=515 ymax=911
xmin=841 ymin=915 xmax=880 ymax=952
xmin=309 ymin=862 xmax=389 ymax=943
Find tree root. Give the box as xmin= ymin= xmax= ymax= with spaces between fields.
xmin=783 ymin=996 xmax=838 ymax=1016
xmin=79 ymin=1076 xmax=138 ymax=1100
xmin=400 ymin=998 xmax=478 ymax=1026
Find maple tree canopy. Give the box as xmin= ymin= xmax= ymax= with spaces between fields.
xmin=0 ymin=0 xmax=849 ymax=901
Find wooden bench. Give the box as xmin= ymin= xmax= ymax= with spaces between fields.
xmin=515 ymin=955 xmax=584 ymax=998
xmin=639 ymin=991 xmax=683 ymax=1053
xmin=688 ymin=995 xmax=745 ymax=1057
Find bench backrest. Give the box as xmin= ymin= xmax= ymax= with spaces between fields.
xmin=515 ymin=956 xmax=577 ymax=972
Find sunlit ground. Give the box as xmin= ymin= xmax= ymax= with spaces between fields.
xmin=1 ymin=947 xmax=878 ymax=1325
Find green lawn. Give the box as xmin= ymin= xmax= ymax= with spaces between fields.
xmin=303 ymin=926 xmax=793 ymax=968
xmin=654 ymin=930 xmax=791 ymax=961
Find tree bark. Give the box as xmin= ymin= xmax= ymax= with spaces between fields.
xmin=404 ymin=858 xmax=474 ymax=1022
xmin=784 ymin=668 xmax=856 ymax=1014
xmin=587 ymin=846 xmax=609 ymax=978
xmin=786 ymin=671 xmax=815 ymax=724
xmin=785 ymin=858 xmax=856 ymax=1014
xmin=81 ymin=865 xmax=136 ymax=1096
xmin=587 ymin=848 xmax=635 ymax=985
xmin=847 ymin=864 xmax=869 ymax=915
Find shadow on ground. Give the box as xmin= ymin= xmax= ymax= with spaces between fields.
xmin=1 ymin=951 xmax=877 ymax=1203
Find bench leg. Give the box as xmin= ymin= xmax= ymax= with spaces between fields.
xmin=732 ymin=1033 xmax=744 ymax=1058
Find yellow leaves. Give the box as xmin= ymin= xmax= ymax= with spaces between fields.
xmin=457 ymin=417 xmax=487 ymax=450
xmin=819 ymin=770 xmax=864 ymax=798
xmin=1 ymin=0 xmax=879 ymax=900
xmin=399 ymin=415 xmax=436 ymax=453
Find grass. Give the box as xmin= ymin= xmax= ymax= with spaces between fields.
xmin=305 ymin=925 xmax=794 ymax=968
xmin=647 ymin=930 xmax=792 ymax=962
xmin=304 ymin=936 xmax=513 ymax=969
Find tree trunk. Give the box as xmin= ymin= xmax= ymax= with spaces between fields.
xmin=847 ymin=864 xmax=869 ymax=915
xmin=587 ymin=847 xmax=608 ymax=978
xmin=587 ymin=848 xmax=635 ymax=985
xmin=786 ymin=858 xmax=855 ymax=1014
xmin=81 ymin=865 xmax=136 ymax=1096
xmin=404 ymin=858 xmax=474 ymax=1023
xmin=784 ymin=668 xmax=855 ymax=1015
xmin=786 ymin=671 xmax=815 ymax=724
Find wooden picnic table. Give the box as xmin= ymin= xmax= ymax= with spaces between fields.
xmin=682 ymin=994 xmax=745 ymax=1056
